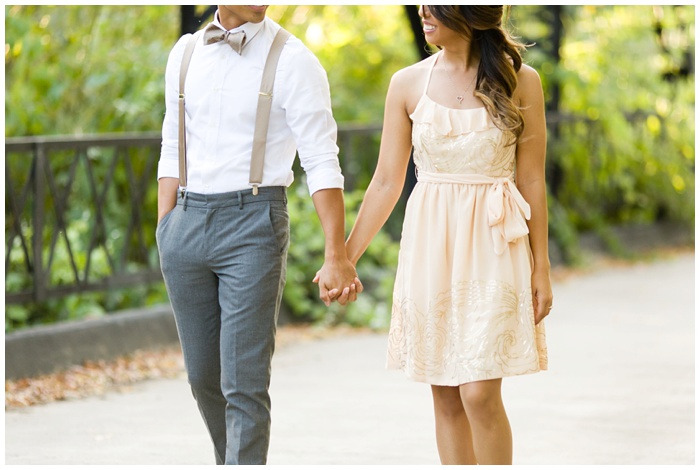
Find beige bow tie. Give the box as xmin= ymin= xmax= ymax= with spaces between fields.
xmin=202 ymin=23 xmax=246 ymax=54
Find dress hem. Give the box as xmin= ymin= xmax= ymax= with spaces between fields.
xmin=386 ymin=362 xmax=547 ymax=387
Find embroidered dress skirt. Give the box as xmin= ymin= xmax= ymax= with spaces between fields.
xmin=386 ymin=173 xmax=548 ymax=386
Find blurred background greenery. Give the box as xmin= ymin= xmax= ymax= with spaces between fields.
xmin=4 ymin=5 xmax=694 ymax=332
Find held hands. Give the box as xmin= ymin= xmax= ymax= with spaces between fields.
xmin=313 ymin=257 xmax=364 ymax=307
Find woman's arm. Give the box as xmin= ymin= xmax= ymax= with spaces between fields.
xmin=312 ymin=187 xmax=360 ymax=306
xmin=344 ymin=70 xmax=415 ymax=265
xmin=514 ymin=65 xmax=553 ymax=325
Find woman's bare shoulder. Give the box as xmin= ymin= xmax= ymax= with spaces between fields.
xmin=385 ymin=57 xmax=434 ymax=115
xmin=515 ymin=63 xmax=544 ymax=104
xmin=391 ymin=55 xmax=435 ymax=87
xmin=517 ymin=64 xmax=542 ymax=89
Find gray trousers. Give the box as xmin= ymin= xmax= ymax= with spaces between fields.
xmin=156 ymin=187 xmax=289 ymax=465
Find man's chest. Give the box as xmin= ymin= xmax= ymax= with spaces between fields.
xmin=184 ymin=48 xmax=267 ymax=117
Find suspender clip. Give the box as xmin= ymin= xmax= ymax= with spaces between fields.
xmin=179 ymin=187 xmax=186 ymax=199
xmin=252 ymin=184 xmax=259 ymax=196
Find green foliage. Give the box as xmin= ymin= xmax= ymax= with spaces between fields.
xmin=568 ymin=7 xmax=692 ymax=207
xmin=5 ymin=285 xmax=169 ymax=332
xmin=5 ymin=5 xmax=413 ymax=332
xmin=269 ymin=5 xmax=418 ymax=123
xmin=5 ymin=5 xmax=179 ymax=136
xmin=4 ymin=5 xmax=695 ymax=331
xmin=4 ymin=145 xmax=169 ymax=333
xmin=511 ymin=5 xmax=694 ymax=261
xmin=284 ymin=183 xmax=399 ymax=330
xmin=4 ymin=5 xmax=417 ymax=136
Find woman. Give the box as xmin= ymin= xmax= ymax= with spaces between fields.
xmin=345 ymin=6 xmax=551 ymax=465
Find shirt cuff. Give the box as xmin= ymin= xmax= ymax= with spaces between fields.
xmin=306 ymin=165 xmax=345 ymax=196
xmin=157 ymin=158 xmax=180 ymax=181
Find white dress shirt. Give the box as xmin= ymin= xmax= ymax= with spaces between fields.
xmin=158 ymin=15 xmax=344 ymax=195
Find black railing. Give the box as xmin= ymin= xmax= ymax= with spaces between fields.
xmin=5 ymin=132 xmax=164 ymax=304
xmin=5 ymin=127 xmax=383 ymax=306
xmin=6 ymin=112 xmax=668 ymax=307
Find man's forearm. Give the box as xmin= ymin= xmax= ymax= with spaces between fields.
xmin=311 ymin=188 xmax=348 ymax=258
xmin=158 ymin=177 xmax=179 ymax=223
xmin=311 ymin=187 xmax=361 ymax=305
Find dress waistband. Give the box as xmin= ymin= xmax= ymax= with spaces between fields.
xmin=417 ymin=171 xmax=531 ymax=255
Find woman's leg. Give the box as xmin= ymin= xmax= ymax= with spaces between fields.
xmin=431 ymin=385 xmax=478 ymax=465
xmin=459 ymin=378 xmax=512 ymax=465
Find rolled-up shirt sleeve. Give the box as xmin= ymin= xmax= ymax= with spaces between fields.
xmin=157 ymin=35 xmax=190 ymax=181
xmin=278 ymin=45 xmax=344 ymax=195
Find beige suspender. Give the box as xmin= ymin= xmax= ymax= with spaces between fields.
xmin=250 ymin=29 xmax=290 ymax=195
xmin=177 ymin=30 xmax=201 ymax=194
xmin=177 ymin=27 xmax=291 ymax=197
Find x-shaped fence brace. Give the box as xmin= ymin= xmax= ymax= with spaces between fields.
xmin=5 ymin=134 xmax=164 ymax=304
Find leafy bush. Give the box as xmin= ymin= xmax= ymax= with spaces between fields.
xmin=4 ymin=5 xmax=695 ymax=331
xmin=5 ymin=169 xmax=401 ymax=333
xmin=511 ymin=5 xmax=694 ymax=263
xmin=558 ymin=7 xmax=692 ymax=220
xmin=284 ymin=183 xmax=400 ymax=330
xmin=5 ymin=5 xmax=179 ymax=136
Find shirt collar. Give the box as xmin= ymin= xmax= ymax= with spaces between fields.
xmin=212 ymin=10 xmax=265 ymax=49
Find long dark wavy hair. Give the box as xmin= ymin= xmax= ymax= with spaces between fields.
xmin=427 ymin=5 xmax=526 ymax=143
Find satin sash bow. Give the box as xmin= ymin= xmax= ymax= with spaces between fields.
xmin=417 ymin=171 xmax=531 ymax=255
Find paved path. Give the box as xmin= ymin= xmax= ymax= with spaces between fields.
xmin=5 ymin=252 xmax=695 ymax=465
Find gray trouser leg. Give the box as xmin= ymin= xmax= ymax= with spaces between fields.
xmin=156 ymin=187 xmax=289 ymax=465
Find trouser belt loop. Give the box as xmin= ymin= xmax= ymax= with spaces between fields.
xmin=238 ymin=191 xmax=243 ymax=210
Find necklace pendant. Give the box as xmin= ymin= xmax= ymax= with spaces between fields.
xmin=456 ymin=95 xmax=464 ymax=104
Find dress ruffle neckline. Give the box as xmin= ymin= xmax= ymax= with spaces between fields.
xmin=410 ymin=95 xmax=494 ymax=137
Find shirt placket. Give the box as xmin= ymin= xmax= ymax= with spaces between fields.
xmin=202 ymin=45 xmax=230 ymax=193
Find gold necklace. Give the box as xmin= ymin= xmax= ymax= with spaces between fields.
xmin=441 ymin=57 xmax=477 ymax=104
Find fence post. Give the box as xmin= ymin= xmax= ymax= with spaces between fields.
xmin=32 ymin=142 xmax=46 ymax=302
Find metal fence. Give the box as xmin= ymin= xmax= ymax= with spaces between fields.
xmin=6 ymin=112 xmax=672 ymax=308
xmin=5 ymin=127 xmax=382 ymax=306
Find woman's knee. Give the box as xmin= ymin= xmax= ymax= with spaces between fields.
xmin=459 ymin=380 xmax=504 ymax=417
xmin=432 ymin=385 xmax=466 ymax=419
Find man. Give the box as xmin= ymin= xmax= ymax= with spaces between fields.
xmin=156 ymin=5 xmax=360 ymax=464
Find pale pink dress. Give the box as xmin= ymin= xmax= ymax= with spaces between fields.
xmin=387 ymin=54 xmax=548 ymax=386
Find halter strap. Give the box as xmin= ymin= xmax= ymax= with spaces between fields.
xmin=423 ymin=52 xmax=441 ymax=95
